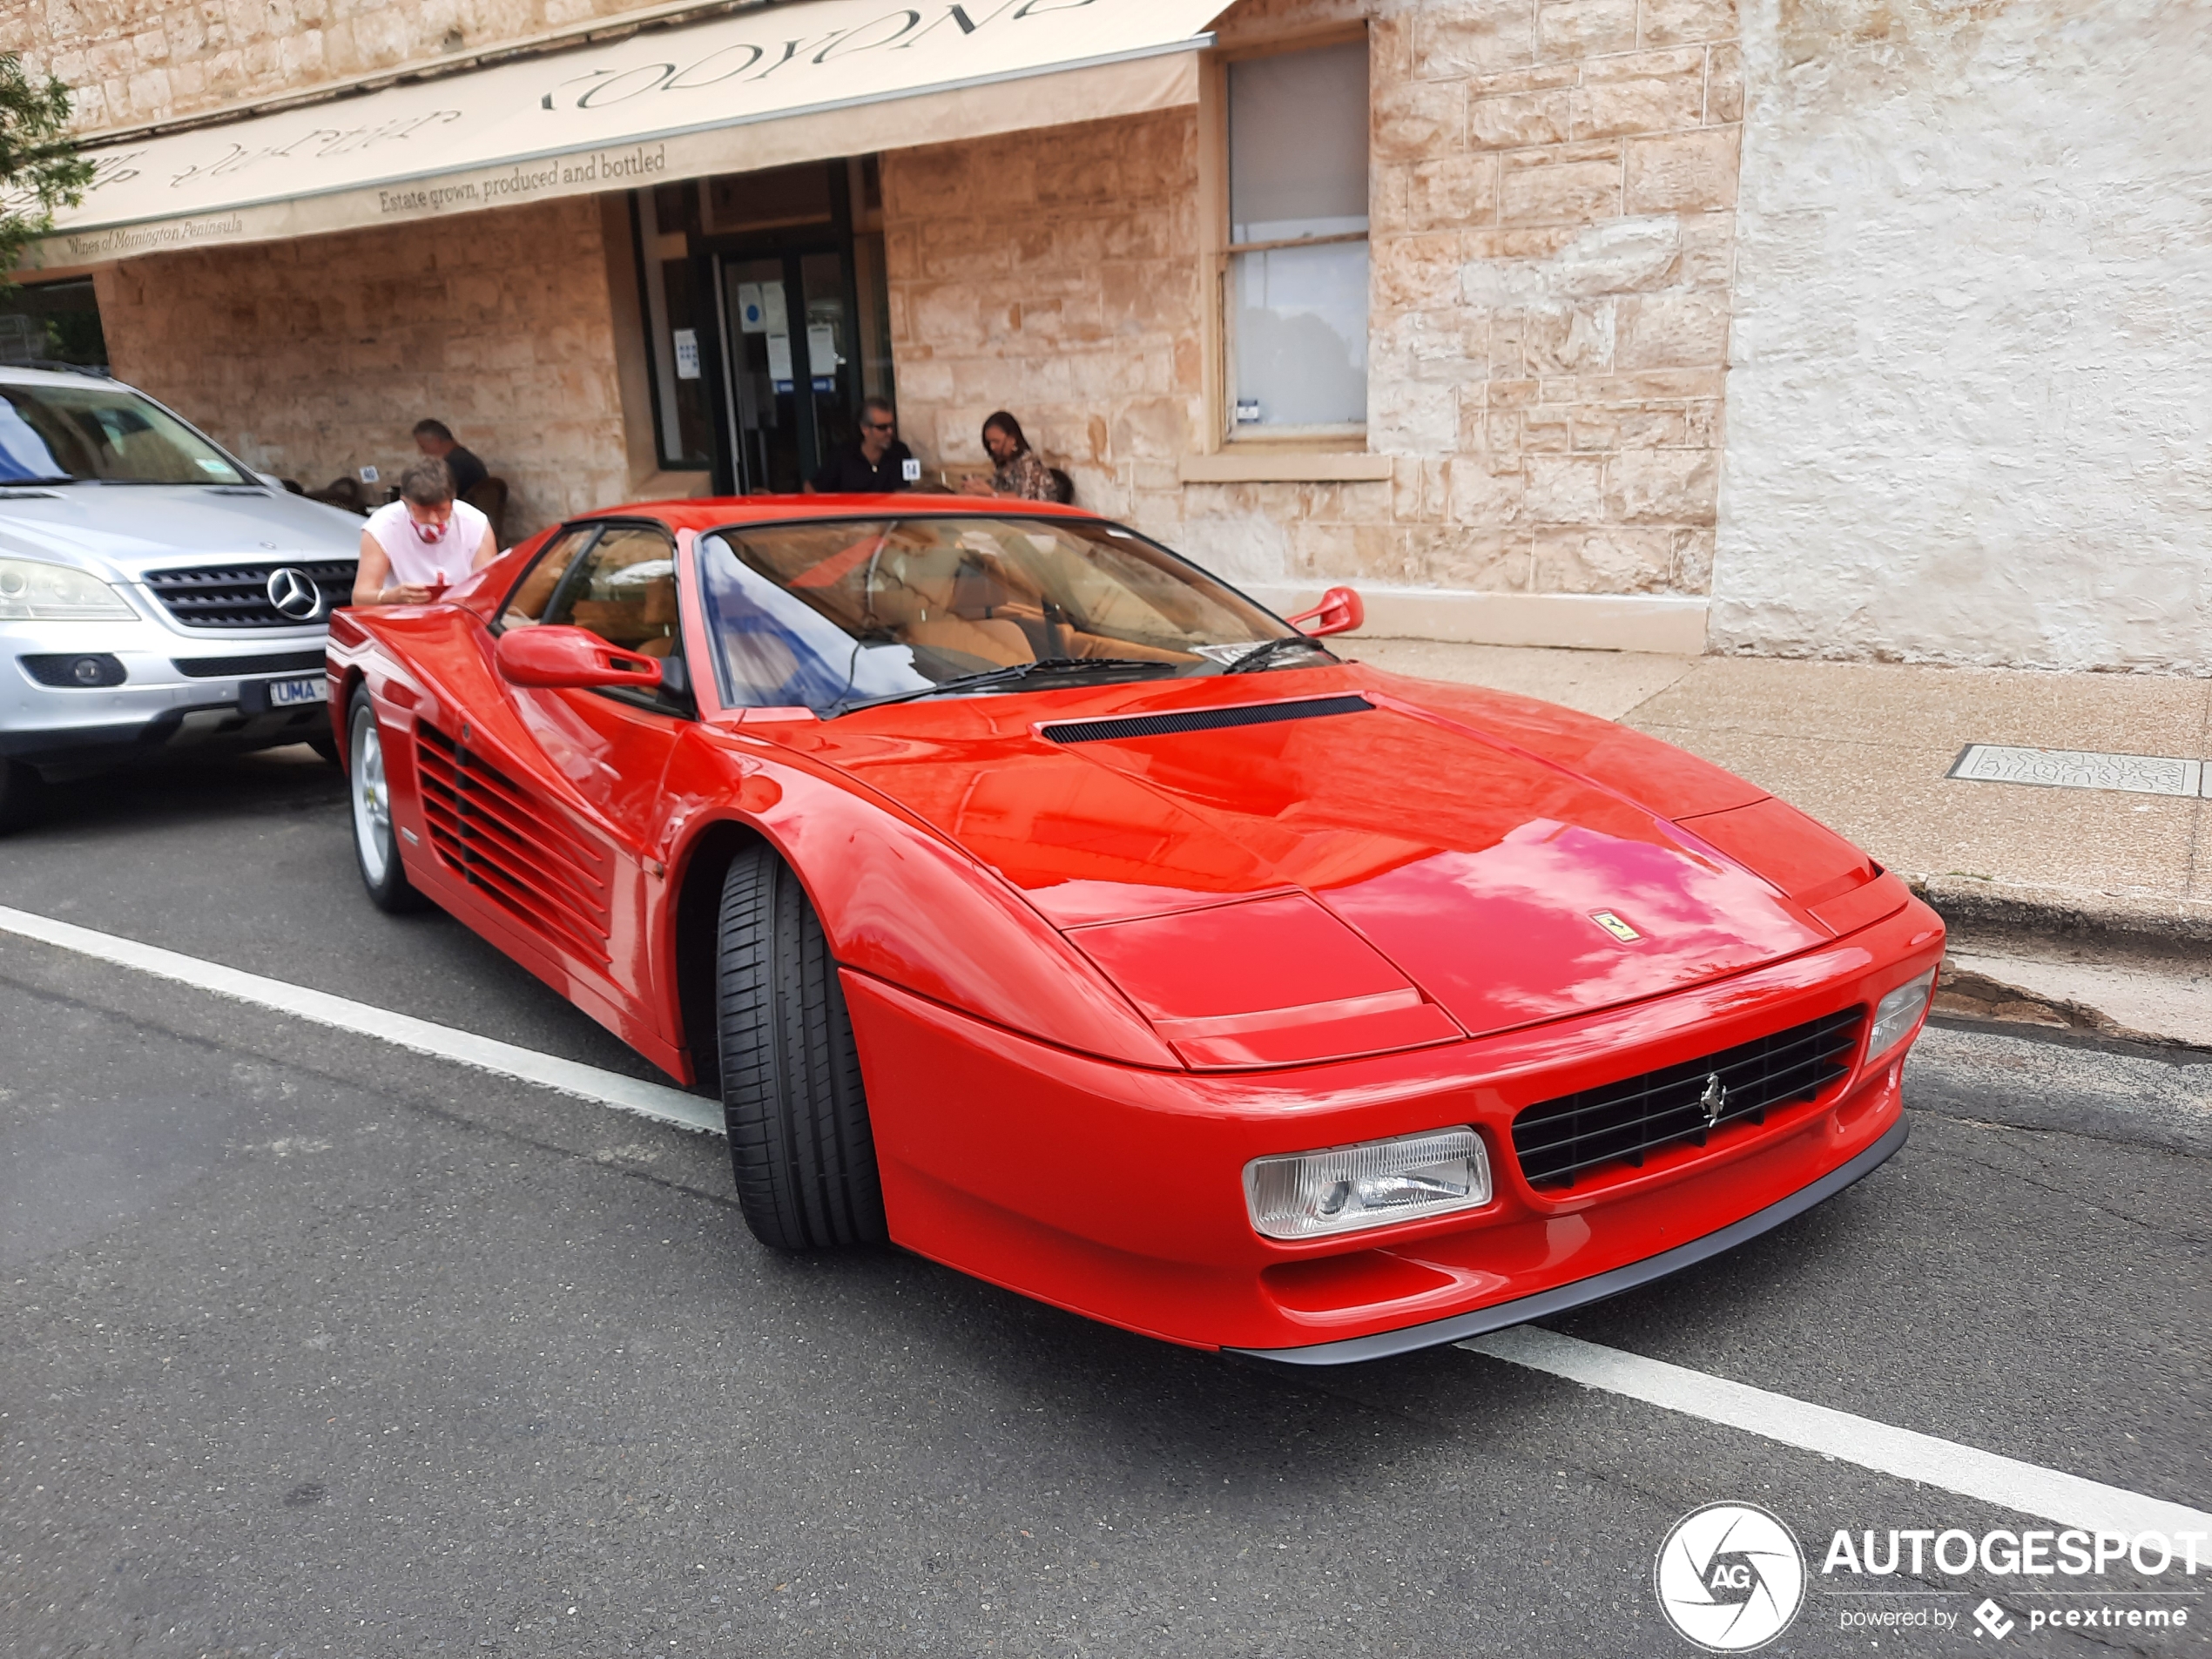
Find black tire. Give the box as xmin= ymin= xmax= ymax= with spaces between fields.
xmin=347 ymin=691 xmax=428 ymax=914
xmin=715 ymin=844 xmax=886 ymax=1250
xmin=0 ymin=759 xmax=44 ymax=836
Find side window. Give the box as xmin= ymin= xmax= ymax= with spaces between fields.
xmin=501 ymin=525 xmax=599 ymax=628
xmin=543 ymin=527 xmax=683 ymax=659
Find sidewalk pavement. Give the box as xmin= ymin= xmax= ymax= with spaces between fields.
xmin=1352 ymin=640 xmax=2212 ymax=1048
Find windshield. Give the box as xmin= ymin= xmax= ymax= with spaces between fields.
xmin=0 ymin=382 xmax=247 ymax=485
xmin=697 ymin=516 xmax=1312 ymax=714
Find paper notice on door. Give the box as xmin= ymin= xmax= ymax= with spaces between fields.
xmin=672 ymin=327 xmax=700 ymax=379
xmin=735 ymin=283 xmax=765 ymax=334
xmin=759 ymin=283 xmax=788 ymax=334
xmin=806 ymin=322 xmax=838 ymax=369
xmin=765 ymin=331 xmax=793 ymax=390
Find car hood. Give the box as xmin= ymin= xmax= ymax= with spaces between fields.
xmin=792 ymin=666 xmax=1835 ymax=1042
xmin=0 ymin=485 xmax=362 ymax=579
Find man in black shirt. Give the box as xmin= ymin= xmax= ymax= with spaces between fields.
xmin=412 ymin=418 xmax=489 ymax=499
xmin=806 ymin=397 xmax=916 ymax=494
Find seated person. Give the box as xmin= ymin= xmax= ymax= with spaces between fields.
xmin=957 ymin=412 xmax=1056 ymax=502
xmin=806 ymin=398 xmax=915 ymax=494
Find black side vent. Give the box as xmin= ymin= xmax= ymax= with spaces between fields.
xmin=1042 ymin=694 xmax=1372 ymax=745
xmin=1512 ymin=1009 xmax=1866 ymax=1190
xmin=172 ymin=649 xmax=328 ymax=678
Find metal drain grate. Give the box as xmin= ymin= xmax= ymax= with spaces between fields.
xmin=1948 ymin=745 xmax=2206 ymax=799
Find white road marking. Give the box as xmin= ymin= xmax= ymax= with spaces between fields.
xmin=0 ymin=904 xmax=724 ymax=1136
xmin=1465 ymin=1325 xmax=2212 ymax=1537
xmin=5 ymin=905 xmax=2206 ymax=1540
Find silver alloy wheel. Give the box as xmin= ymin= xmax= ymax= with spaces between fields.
xmin=352 ymin=713 xmax=392 ymax=886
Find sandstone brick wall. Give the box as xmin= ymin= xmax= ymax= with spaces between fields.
xmin=881 ymin=108 xmax=1203 ymax=518
xmin=6 ymin=0 xmax=685 ymax=132
xmin=883 ymin=0 xmax=1741 ymax=603
xmin=98 ymin=195 xmax=631 ymax=540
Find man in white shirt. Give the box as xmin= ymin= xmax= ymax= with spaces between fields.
xmin=353 ymin=458 xmax=500 ymax=606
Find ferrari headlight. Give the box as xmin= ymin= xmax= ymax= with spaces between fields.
xmin=1868 ymin=969 xmax=1937 ymax=1060
xmin=1244 ymin=1128 xmax=1491 ymax=1241
xmin=0 ymin=557 xmax=134 ymax=620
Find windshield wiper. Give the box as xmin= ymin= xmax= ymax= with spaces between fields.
xmin=0 ymin=475 xmax=81 ymax=488
xmin=828 ymin=657 xmax=1179 ymax=716
xmin=1220 ymin=635 xmax=1336 ymax=675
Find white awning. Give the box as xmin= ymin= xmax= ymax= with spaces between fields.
xmin=42 ymin=0 xmax=1223 ymax=262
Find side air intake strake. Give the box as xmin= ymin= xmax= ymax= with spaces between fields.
xmin=1041 ymin=694 xmax=1372 ymax=745
xmin=415 ymin=720 xmax=612 ymax=968
xmin=1511 ymin=1008 xmax=1866 ymax=1190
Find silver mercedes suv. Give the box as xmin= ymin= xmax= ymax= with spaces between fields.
xmin=0 ymin=365 xmax=364 ymax=830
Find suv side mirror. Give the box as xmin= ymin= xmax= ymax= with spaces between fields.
xmin=1284 ymin=585 xmax=1365 ymax=638
xmin=495 ymin=625 xmax=664 ymax=690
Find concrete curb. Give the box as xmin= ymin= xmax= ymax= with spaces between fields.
xmin=1908 ymin=878 xmax=2212 ymax=954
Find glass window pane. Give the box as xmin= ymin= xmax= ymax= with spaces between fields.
xmin=0 ymin=382 xmax=244 ymax=483
xmin=1228 ymin=41 xmax=1369 ymax=244
xmin=1230 ymin=241 xmax=1369 ymax=428
xmin=500 ymin=527 xmax=597 ymax=627
xmin=545 ymin=527 xmax=682 ymax=656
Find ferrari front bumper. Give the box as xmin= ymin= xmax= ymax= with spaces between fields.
xmin=844 ymin=896 xmax=1941 ymax=1360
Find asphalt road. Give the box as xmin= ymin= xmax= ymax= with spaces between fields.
xmin=1 ymin=749 xmax=2207 ymax=1657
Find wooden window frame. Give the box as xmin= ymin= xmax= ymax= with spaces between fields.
xmin=1197 ymin=23 xmax=1373 ymax=463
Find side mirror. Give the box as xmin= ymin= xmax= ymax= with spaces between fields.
xmin=1284 ymin=585 xmax=1365 ymax=638
xmin=495 ymin=625 xmax=664 ymax=690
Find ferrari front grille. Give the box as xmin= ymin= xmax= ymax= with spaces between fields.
xmin=142 ymin=560 xmax=356 ymax=629
xmin=1041 ymin=694 xmax=1372 ymax=745
xmin=1511 ymin=1008 xmax=1866 ymax=1190
xmin=414 ymin=720 xmax=613 ymax=968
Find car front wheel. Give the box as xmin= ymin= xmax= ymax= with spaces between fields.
xmin=348 ymin=692 xmax=427 ymax=914
xmin=715 ymin=844 xmax=887 ymax=1251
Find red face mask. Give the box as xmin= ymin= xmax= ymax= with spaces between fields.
xmin=413 ymin=514 xmax=448 ymax=543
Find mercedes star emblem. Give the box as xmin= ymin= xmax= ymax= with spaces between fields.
xmin=266 ymin=566 xmax=322 ymax=621
xmin=1699 ymin=1071 xmax=1728 ymax=1126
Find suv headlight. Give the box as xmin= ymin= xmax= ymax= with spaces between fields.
xmin=0 ymin=557 xmax=134 ymax=620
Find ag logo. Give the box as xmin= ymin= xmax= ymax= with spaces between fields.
xmin=1655 ymin=1501 xmax=1805 ymax=1651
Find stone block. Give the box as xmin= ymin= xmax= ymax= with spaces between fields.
xmin=1529 ymin=525 xmax=1678 ymax=590
xmin=1372 ymin=78 xmax=1466 ymax=162
xmin=1707 ymin=41 xmax=1744 ymax=123
xmin=1110 ymin=397 xmax=1189 ymax=461
xmin=1412 ymin=0 xmax=1537 ymax=79
xmin=1640 ymin=0 xmax=1737 ymax=47
xmin=1525 ymin=453 xmax=1608 ymax=522
xmin=1573 ymin=402 xmax=1689 ymax=449
xmin=1517 ymin=302 xmax=1617 ymax=374
xmin=1570 ymin=74 xmax=1706 ymax=140
xmin=1372 ymin=232 xmax=1465 ymax=310
xmin=1624 ymin=127 xmax=1739 ymax=213
xmin=1499 ymin=146 xmax=1623 ymax=226
xmin=1372 ymin=375 xmax=1460 ymax=457
xmin=1606 ymin=447 xmax=1718 ymax=523
xmin=1419 ymin=528 xmax=1530 ymax=590
xmin=1536 ymin=0 xmax=1638 ymax=61
xmin=1468 ymin=91 xmax=1571 ymax=151
xmin=1445 ymin=457 xmax=1529 ymax=523
xmin=1615 ymin=288 xmax=1730 ymax=368
xmin=1406 ymin=152 xmax=1500 ymax=227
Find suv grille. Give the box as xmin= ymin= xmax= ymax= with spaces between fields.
xmin=1511 ymin=1008 xmax=1866 ymax=1190
xmin=414 ymin=720 xmax=612 ymax=968
xmin=142 ymin=560 xmax=355 ymax=630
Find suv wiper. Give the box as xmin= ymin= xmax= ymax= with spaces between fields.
xmin=0 ymin=475 xmax=81 ymax=487
xmin=1221 ymin=635 xmax=1335 ymax=675
xmin=829 ymin=656 xmax=1178 ymax=716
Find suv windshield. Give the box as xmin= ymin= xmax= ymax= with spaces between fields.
xmin=0 ymin=381 xmax=247 ymax=485
xmin=698 ymin=516 xmax=1321 ymax=714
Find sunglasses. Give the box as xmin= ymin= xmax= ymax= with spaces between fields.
xmin=861 ymin=419 xmax=895 ymax=432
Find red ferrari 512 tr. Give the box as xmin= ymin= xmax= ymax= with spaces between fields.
xmin=327 ymin=496 xmax=1942 ymax=1364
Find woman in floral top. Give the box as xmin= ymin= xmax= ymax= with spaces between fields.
xmin=961 ymin=411 xmax=1059 ymax=502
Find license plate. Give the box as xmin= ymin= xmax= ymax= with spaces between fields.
xmin=268 ymin=675 xmax=327 ymax=707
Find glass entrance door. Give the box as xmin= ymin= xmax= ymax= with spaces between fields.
xmin=719 ymin=252 xmax=860 ymax=494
